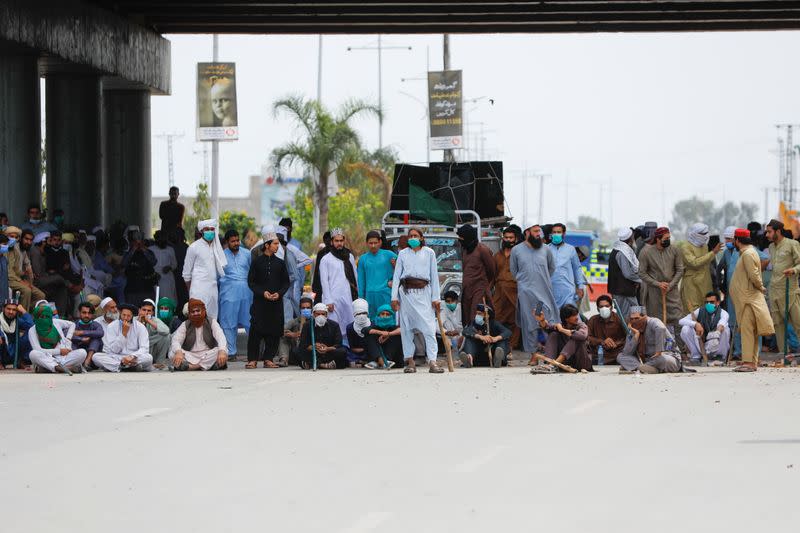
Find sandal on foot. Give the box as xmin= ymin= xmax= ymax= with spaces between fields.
xmin=245 ymin=361 xmax=258 ymax=369
xmin=404 ymin=365 xmax=417 ymax=373
xmin=530 ymin=364 xmax=556 ymax=375
xmin=263 ymin=360 xmax=279 ymax=368
xmin=429 ymin=361 xmax=444 ymax=374
xmin=320 ymin=361 xmax=337 ymax=369
xmin=458 ymin=351 xmax=473 ymax=369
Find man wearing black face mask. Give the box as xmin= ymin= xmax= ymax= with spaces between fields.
xmin=510 ymin=224 xmax=557 ymax=364
xmin=638 ymin=226 xmax=684 ymax=339
xmin=457 ymin=224 xmax=496 ymax=326
xmin=493 ymin=226 xmax=522 ymax=348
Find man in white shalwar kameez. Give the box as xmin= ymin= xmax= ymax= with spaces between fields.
xmin=390 ymin=229 xmax=445 ymax=374
xmin=182 ymin=219 xmax=227 ymax=319
xmin=29 ymin=305 xmax=86 ymax=373
xmin=169 ymin=298 xmax=228 ymax=371
xmin=93 ymin=303 xmax=154 ymax=372
xmin=319 ymin=228 xmax=359 ymax=339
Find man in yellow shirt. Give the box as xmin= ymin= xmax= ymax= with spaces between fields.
xmin=765 ymin=219 xmax=800 ymax=353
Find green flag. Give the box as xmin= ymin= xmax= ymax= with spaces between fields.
xmin=409 ymin=184 xmax=455 ymax=225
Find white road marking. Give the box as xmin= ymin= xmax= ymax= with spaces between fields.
xmin=114 ymin=407 xmax=172 ymax=423
xmin=342 ymin=512 xmax=394 ymax=533
xmin=566 ymin=399 xmax=606 ymax=415
xmin=453 ymin=445 xmax=509 ymax=473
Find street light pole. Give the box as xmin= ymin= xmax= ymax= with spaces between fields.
xmin=347 ymin=36 xmax=411 ymax=150
xmin=211 ymin=34 xmax=220 ymax=217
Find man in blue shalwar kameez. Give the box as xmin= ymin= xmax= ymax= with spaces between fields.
xmin=358 ymin=230 xmax=397 ymax=320
xmin=219 ymin=230 xmax=252 ymax=359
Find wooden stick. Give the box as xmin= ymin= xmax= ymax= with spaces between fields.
xmin=534 ymin=353 xmax=577 ymax=373
xmin=482 ymin=297 xmax=493 ymax=368
xmin=661 ymin=288 xmax=668 ymax=327
xmin=435 ymin=307 xmax=455 ymax=372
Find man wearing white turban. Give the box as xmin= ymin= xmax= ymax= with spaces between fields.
xmin=680 ymin=223 xmax=722 ymax=314
xmin=182 ymin=219 xmax=227 ymax=319
xmin=608 ymin=227 xmax=641 ymax=320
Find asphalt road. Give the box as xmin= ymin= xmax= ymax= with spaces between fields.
xmin=1 ymin=363 xmax=798 ymax=532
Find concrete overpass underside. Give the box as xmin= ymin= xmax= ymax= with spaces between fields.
xmin=4 ymin=1 xmax=800 ymax=231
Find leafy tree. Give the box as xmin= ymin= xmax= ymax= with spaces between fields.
xmin=271 ymin=96 xmax=381 ymax=237
xmin=280 ymin=181 xmax=385 ymax=256
xmin=219 ymin=210 xmax=258 ymax=248
xmin=669 ymin=196 xmax=759 ymax=235
xmin=184 ymin=182 xmax=212 ymax=241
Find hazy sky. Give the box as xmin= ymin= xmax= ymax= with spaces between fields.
xmin=151 ymin=31 xmax=800 ymax=232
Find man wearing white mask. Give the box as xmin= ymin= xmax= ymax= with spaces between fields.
xmin=608 ymin=227 xmax=641 ymax=320
xmin=586 ymin=294 xmax=627 ymax=365
xmin=182 ymin=219 xmax=227 ymax=319
xmin=298 ymin=303 xmax=347 ymax=369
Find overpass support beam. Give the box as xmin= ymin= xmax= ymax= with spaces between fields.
xmin=0 ymin=51 xmax=41 ymax=223
xmin=45 ymin=74 xmax=103 ymax=228
xmin=103 ymin=89 xmax=152 ymax=234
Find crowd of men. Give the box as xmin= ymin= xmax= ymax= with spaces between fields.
xmin=1 ymin=188 xmax=795 ymax=375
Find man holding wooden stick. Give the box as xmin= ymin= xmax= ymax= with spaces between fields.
xmin=532 ymin=304 xmax=592 ymax=374
xmin=459 ymin=304 xmax=510 ymax=368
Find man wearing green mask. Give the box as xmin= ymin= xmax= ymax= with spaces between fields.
xmin=157 ymin=297 xmax=181 ymax=332
xmin=678 ymin=291 xmax=731 ymax=363
xmin=29 ymin=305 xmax=86 ymax=373
xmin=360 ymin=304 xmax=403 ymax=369
xmin=71 ymin=301 xmax=105 ymax=370
xmin=182 ymin=218 xmax=227 ymax=320
xmin=548 ymin=223 xmax=585 ymax=310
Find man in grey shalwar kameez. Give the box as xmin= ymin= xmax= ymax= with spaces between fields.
xmin=616 ymin=306 xmax=681 ymax=374
xmin=510 ymin=225 xmax=557 ymax=361
xmin=390 ymin=229 xmax=444 ymax=374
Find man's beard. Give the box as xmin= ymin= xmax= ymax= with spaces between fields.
xmin=20 ymin=243 xmax=31 ymax=251
xmin=230 ymin=245 xmax=240 ymax=252
xmin=528 ymin=235 xmax=543 ymax=249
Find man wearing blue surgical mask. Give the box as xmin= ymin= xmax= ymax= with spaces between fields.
xmin=459 ymin=303 xmax=511 ymax=368
xmin=678 ymin=291 xmax=731 ymax=364
xmin=278 ymin=296 xmax=314 ymax=366
xmin=548 ymin=223 xmax=586 ymax=310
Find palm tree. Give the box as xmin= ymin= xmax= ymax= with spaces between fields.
xmin=344 ymin=146 xmax=397 ymax=210
xmin=271 ymin=96 xmax=381 ymax=236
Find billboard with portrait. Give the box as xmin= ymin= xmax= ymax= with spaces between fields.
xmin=196 ymin=62 xmax=239 ymax=141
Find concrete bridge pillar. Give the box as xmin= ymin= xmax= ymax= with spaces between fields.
xmin=103 ymin=89 xmax=152 ymax=235
xmin=45 ymin=74 xmax=103 ymax=228
xmin=0 ymin=51 xmax=42 ymax=224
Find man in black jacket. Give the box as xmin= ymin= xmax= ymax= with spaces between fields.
xmin=609 ymin=227 xmax=641 ymax=321
xmin=298 ymin=303 xmax=347 ymax=369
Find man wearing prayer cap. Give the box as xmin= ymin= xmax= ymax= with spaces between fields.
xmin=5 ymin=226 xmax=45 ymax=310
xmin=245 ymin=230 xmax=289 ymax=368
xmin=729 ymin=228 xmax=774 ymax=371
xmin=637 ymin=227 xmax=685 ymax=339
xmin=297 ymin=302 xmax=347 ymax=369
xmin=317 ymin=228 xmax=359 ymax=339
xmin=93 ymin=302 xmax=154 ymax=372
xmin=182 ymin=219 xmax=227 ymax=319
xmin=608 ymin=227 xmax=641 ymax=320
xmin=681 ymin=223 xmax=722 ymax=314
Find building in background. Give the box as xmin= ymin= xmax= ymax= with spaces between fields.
xmin=151 ymin=170 xmax=305 ymax=229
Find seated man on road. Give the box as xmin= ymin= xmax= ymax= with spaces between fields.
xmin=138 ymin=299 xmax=172 ymax=369
xmin=617 ymin=306 xmax=681 ymax=374
xmin=357 ymin=304 xmax=403 ymax=369
xmin=533 ymin=304 xmax=593 ymax=373
xmin=93 ymin=296 xmax=119 ymax=335
xmin=586 ymin=294 xmax=627 ymax=365
xmin=28 ymin=305 xmax=86 ymax=374
xmin=298 ymin=303 xmax=347 ymax=369
xmin=278 ymin=296 xmax=313 ymax=367
xmin=169 ymin=298 xmax=228 ymax=371
xmin=157 ymin=296 xmax=182 ymax=333
xmin=0 ymin=298 xmax=33 ymax=368
xmin=678 ymin=291 xmax=731 ymax=364
xmin=345 ymin=299 xmax=373 ymax=367
xmin=72 ymin=301 xmax=105 ymax=370
xmin=459 ymin=304 xmax=511 ymax=368
xmin=438 ymin=290 xmax=463 ymax=356
xmin=94 ymin=303 xmax=154 ymax=372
